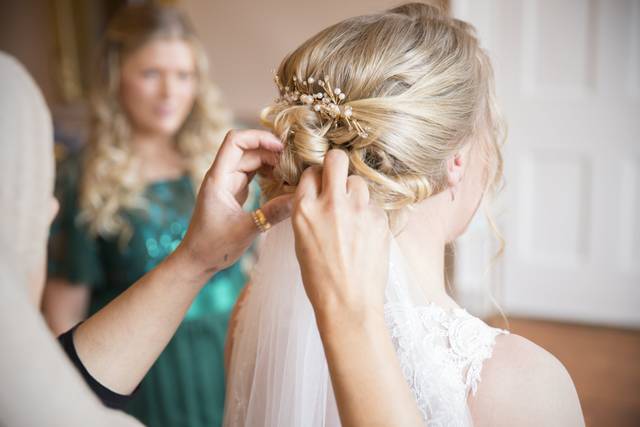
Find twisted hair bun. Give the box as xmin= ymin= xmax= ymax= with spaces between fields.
xmin=261 ymin=2 xmax=503 ymax=210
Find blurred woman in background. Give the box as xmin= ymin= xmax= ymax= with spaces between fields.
xmin=42 ymin=4 xmax=243 ymax=426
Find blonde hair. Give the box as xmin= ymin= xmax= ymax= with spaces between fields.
xmin=261 ymin=2 xmax=504 ymax=211
xmin=80 ymin=3 xmax=231 ymax=240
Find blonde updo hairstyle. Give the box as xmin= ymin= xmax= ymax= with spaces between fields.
xmin=261 ymin=2 xmax=504 ymax=214
xmin=81 ymin=3 xmax=231 ymax=240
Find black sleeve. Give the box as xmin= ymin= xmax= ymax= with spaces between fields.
xmin=57 ymin=324 xmax=139 ymax=410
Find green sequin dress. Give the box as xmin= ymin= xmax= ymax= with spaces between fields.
xmin=48 ymin=156 xmax=253 ymax=427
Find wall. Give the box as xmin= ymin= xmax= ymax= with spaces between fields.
xmin=0 ymin=0 xmax=58 ymax=105
xmin=181 ymin=1 xmax=445 ymax=124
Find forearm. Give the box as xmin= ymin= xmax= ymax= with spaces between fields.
xmin=42 ymin=279 xmax=89 ymax=336
xmin=73 ymin=246 xmax=214 ymax=394
xmin=44 ymin=305 xmax=83 ymax=336
xmin=317 ymin=307 xmax=424 ymax=427
xmin=66 ymin=127 xmax=287 ymax=396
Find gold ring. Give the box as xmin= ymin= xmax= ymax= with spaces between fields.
xmin=251 ymin=208 xmax=272 ymax=233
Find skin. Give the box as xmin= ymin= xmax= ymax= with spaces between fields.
xmin=119 ymin=38 xmax=197 ymax=142
xmin=34 ymin=130 xmax=291 ymax=395
xmin=36 ymin=38 xmax=584 ymax=419
xmin=292 ymin=150 xmax=425 ymax=427
xmin=42 ymin=37 xmax=200 ymax=334
xmin=72 ymin=130 xmax=292 ymax=394
xmin=288 ymin=143 xmax=585 ymax=426
xmin=31 ymin=129 xmax=583 ymax=423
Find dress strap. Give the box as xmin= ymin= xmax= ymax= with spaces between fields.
xmin=446 ymin=314 xmax=508 ymax=396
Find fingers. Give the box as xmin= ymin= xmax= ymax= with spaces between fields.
xmin=239 ymin=194 xmax=294 ymax=242
xmin=210 ymin=130 xmax=283 ymax=179
xmin=346 ymin=175 xmax=369 ymax=206
xmin=296 ymin=166 xmax=322 ymax=201
xmin=260 ymin=194 xmax=294 ymax=226
xmin=236 ymin=149 xmax=280 ymax=173
xmin=371 ymin=204 xmax=390 ymax=233
xmin=346 ymin=175 xmax=387 ymax=234
xmin=322 ymin=149 xmax=349 ymax=197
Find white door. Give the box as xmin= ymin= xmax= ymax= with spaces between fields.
xmin=452 ymin=0 xmax=640 ymax=328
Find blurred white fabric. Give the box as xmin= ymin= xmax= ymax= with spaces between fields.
xmin=0 ymin=52 xmax=141 ymax=427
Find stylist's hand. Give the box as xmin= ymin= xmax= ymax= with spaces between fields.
xmin=292 ymin=149 xmax=391 ymax=322
xmin=175 ymin=130 xmax=292 ymax=278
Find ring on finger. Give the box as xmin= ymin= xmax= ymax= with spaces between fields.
xmin=251 ymin=208 xmax=272 ymax=233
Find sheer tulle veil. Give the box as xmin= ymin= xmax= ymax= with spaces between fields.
xmin=224 ymin=219 xmax=341 ymax=426
xmin=223 ymin=216 xmax=477 ymax=426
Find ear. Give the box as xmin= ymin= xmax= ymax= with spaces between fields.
xmin=446 ymin=152 xmax=464 ymax=188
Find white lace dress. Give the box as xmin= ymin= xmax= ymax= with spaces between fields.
xmin=224 ymin=221 xmax=509 ymax=427
xmin=384 ymin=261 xmax=509 ymax=425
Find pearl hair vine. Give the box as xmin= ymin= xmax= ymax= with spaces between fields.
xmin=274 ymin=73 xmax=369 ymax=139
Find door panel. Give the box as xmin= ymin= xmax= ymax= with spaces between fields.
xmin=453 ymin=0 xmax=640 ymax=327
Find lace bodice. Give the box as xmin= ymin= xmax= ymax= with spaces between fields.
xmin=384 ymin=263 xmax=509 ymax=426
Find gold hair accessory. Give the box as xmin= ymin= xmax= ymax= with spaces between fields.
xmin=274 ymin=74 xmax=369 ymax=138
xmin=251 ymin=208 xmax=271 ymax=233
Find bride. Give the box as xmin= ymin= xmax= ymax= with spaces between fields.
xmin=224 ymin=3 xmax=584 ymax=426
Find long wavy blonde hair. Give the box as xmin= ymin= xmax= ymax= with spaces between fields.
xmin=261 ymin=2 xmax=504 ymax=214
xmin=80 ymin=3 xmax=231 ymax=241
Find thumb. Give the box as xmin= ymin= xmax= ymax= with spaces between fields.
xmin=260 ymin=193 xmax=294 ymax=227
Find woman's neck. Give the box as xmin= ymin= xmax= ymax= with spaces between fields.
xmin=130 ymin=132 xmax=186 ymax=183
xmin=394 ymin=191 xmax=460 ymax=309
xmin=131 ymin=132 xmax=174 ymax=154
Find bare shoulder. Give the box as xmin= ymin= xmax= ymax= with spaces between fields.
xmin=468 ymin=333 xmax=584 ymax=427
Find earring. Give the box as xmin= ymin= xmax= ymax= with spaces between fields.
xmin=450 ymin=187 xmax=456 ymax=202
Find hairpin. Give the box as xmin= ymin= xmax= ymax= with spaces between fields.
xmin=274 ymin=74 xmax=368 ymax=138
